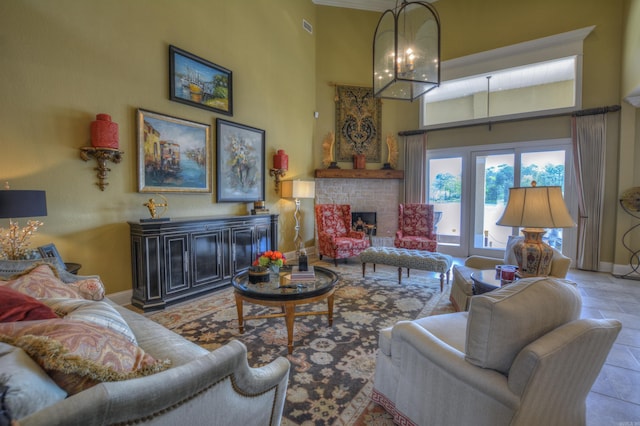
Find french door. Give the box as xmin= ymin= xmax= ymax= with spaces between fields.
xmin=427 ymin=139 xmax=577 ymax=259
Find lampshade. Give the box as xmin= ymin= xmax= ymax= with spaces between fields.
xmin=496 ymin=184 xmax=574 ymax=277
xmin=0 ymin=190 xmax=47 ymax=219
xmin=496 ymin=185 xmax=575 ymax=229
xmin=373 ymin=1 xmax=440 ymax=101
xmin=281 ymin=180 xmax=315 ymax=199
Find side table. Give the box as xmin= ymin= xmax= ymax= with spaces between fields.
xmin=470 ymin=269 xmax=517 ymax=295
xmin=64 ymin=262 xmax=82 ymax=275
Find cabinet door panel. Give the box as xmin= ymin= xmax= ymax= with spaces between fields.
xmin=192 ymin=231 xmax=222 ymax=286
xmin=232 ymin=227 xmax=254 ymax=273
xmin=165 ymin=235 xmax=189 ymax=295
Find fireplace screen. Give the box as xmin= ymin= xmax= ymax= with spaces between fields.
xmin=351 ymin=212 xmax=377 ymax=236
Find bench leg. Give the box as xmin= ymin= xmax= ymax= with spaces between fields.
xmin=397 ymin=267 xmax=402 ymax=284
xmin=440 ymin=273 xmax=445 ymax=292
xmin=362 ymin=263 xmax=366 ymax=277
xmin=407 ymin=268 xmax=410 ymax=278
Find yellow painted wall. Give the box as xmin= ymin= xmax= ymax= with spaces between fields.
xmin=0 ymin=0 xmax=317 ymax=293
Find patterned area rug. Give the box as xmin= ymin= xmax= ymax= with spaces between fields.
xmin=145 ymin=260 xmax=455 ymax=425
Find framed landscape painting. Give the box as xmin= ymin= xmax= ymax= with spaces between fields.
xmin=137 ymin=109 xmax=211 ymax=193
xmin=216 ymin=119 xmax=265 ymax=202
xmin=169 ymin=45 xmax=233 ymax=116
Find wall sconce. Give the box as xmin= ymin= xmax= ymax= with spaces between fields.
xmin=79 ymin=113 xmax=124 ymax=191
xmin=269 ymin=149 xmax=288 ymax=192
xmin=281 ymin=179 xmax=315 ymax=256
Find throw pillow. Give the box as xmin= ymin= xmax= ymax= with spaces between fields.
xmin=42 ymin=298 xmax=137 ymax=344
xmin=0 ymin=287 xmax=58 ymax=322
xmin=0 ymin=342 xmax=67 ymax=420
xmin=0 ymin=319 xmax=171 ymax=395
xmin=0 ymin=264 xmax=104 ymax=301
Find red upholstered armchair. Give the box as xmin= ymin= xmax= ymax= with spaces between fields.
xmin=394 ymin=203 xmax=438 ymax=251
xmin=315 ymin=204 xmax=370 ymax=266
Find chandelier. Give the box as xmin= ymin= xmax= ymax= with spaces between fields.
xmin=373 ymin=1 xmax=441 ymax=101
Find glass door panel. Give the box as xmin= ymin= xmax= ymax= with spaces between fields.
xmin=428 ymin=157 xmax=462 ymax=248
xmin=473 ymin=153 xmax=514 ymax=252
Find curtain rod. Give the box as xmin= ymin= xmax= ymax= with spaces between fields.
xmin=398 ymin=105 xmax=621 ymax=136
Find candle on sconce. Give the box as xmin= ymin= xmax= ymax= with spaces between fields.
xmin=273 ymin=149 xmax=288 ymax=170
xmin=91 ymin=114 xmax=119 ymax=149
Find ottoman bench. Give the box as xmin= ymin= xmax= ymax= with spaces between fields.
xmin=359 ymin=247 xmax=453 ymax=291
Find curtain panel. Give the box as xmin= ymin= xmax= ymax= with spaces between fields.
xmin=404 ymin=134 xmax=427 ymax=203
xmin=571 ymin=114 xmax=607 ymax=271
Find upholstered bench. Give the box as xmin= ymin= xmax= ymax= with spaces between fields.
xmin=359 ymin=247 xmax=453 ymax=291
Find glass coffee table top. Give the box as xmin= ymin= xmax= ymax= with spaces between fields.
xmin=232 ymin=265 xmax=338 ymax=300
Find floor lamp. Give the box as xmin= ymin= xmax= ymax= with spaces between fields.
xmin=496 ymin=182 xmax=575 ymax=277
xmin=281 ymin=180 xmax=315 ymax=257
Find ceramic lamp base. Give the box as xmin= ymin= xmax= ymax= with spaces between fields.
xmin=512 ymin=229 xmax=554 ymax=277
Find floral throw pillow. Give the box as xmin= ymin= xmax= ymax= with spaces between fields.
xmin=0 ymin=264 xmax=104 ymax=301
xmin=0 ymin=319 xmax=171 ymax=395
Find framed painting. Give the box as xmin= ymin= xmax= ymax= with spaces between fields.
xmin=216 ymin=119 xmax=265 ymax=202
xmin=137 ymin=109 xmax=211 ymax=193
xmin=169 ymin=45 xmax=233 ymax=116
xmin=38 ymin=244 xmax=63 ymax=264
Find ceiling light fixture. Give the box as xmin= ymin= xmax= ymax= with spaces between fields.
xmin=373 ymin=0 xmax=440 ymax=101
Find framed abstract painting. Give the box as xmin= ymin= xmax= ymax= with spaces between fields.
xmin=216 ymin=119 xmax=265 ymax=202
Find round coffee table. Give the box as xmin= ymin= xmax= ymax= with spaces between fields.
xmin=232 ymin=266 xmax=338 ymax=354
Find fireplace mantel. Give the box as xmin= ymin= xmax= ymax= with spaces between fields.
xmin=315 ymin=169 xmax=404 ymax=179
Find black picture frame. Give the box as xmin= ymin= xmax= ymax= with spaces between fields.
xmin=169 ymin=45 xmax=233 ymax=116
xmin=216 ymin=119 xmax=265 ymax=203
xmin=38 ymin=243 xmax=63 ymax=264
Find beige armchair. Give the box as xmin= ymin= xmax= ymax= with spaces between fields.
xmin=372 ymin=277 xmax=621 ymax=426
xmin=450 ymin=237 xmax=571 ymax=311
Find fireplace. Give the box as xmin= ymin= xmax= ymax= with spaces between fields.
xmin=351 ymin=211 xmax=377 ymax=236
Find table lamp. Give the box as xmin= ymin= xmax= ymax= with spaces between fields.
xmin=496 ymin=182 xmax=575 ymax=277
xmin=0 ymin=183 xmax=48 ymax=260
xmin=281 ymin=180 xmax=315 ymax=257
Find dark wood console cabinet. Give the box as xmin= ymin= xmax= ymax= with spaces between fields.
xmin=129 ymin=215 xmax=278 ymax=311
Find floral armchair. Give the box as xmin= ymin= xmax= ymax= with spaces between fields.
xmin=394 ymin=203 xmax=438 ymax=251
xmin=315 ymin=204 xmax=370 ymax=266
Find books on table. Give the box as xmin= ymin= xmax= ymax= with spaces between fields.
xmin=289 ymin=266 xmax=316 ymax=280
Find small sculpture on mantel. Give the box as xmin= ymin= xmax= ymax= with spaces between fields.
xmin=384 ymin=134 xmax=399 ymax=169
xmin=322 ymin=131 xmax=339 ymax=169
xmin=142 ymin=195 xmax=169 ymax=222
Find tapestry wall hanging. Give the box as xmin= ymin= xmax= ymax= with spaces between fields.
xmin=334 ymin=85 xmax=382 ymax=162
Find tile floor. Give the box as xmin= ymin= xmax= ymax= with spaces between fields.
xmin=569 ymin=268 xmax=640 ymax=426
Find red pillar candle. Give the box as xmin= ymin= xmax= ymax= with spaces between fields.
xmin=273 ymin=149 xmax=288 ymax=170
xmin=91 ymin=114 xmax=119 ymax=149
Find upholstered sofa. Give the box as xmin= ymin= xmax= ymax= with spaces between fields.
xmin=373 ymin=277 xmax=621 ymax=426
xmin=0 ymin=258 xmax=290 ymax=426
xmin=450 ymin=237 xmax=572 ymax=311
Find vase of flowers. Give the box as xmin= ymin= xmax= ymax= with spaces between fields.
xmin=253 ymin=250 xmax=286 ymax=276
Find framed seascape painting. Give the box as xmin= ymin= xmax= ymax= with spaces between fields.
xmin=216 ymin=119 xmax=265 ymax=202
xmin=169 ymin=45 xmax=233 ymax=116
xmin=137 ymin=109 xmax=211 ymax=193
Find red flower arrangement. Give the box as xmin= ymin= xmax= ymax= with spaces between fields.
xmin=253 ymin=250 xmax=286 ymax=268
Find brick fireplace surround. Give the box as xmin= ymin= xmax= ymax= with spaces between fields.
xmin=314 ymin=178 xmax=402 ymax=240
